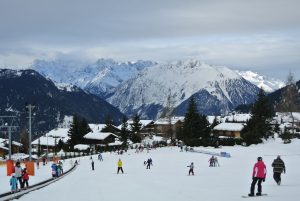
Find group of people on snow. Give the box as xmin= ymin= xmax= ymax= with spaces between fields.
xmin=248 ymin=155 xmax=286 ymax=197
xmin=208 ymin=156 xmax=219 ymax=167
xmin=10 ymin=161 xmax=30 ymax=193
xmin=51 ymin=161 xmax=64 ymax=178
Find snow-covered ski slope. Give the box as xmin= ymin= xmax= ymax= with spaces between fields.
xmin=4 ymin=138 xmax=300 ymax=201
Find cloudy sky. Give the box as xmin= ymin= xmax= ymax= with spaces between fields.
xmin=0 ymin=0 xmax=299 ymax=79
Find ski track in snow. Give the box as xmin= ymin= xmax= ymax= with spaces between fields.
xmin=1 ymin=139 xmax=300 ymax=201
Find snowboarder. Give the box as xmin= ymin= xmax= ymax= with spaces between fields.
xmin=10 ymin=173 xmax=18 ymax=193
xmin=248 ymin=157 xmax=266 ymax=197
xmin=14 ymin=161 xmax=23 ymax=189
xmin=22 ymin=168 xmax=29 ymax=189
xmin=59 ymin=161 xmax=64 ymax=174
xmin=272 ymin=155 xmax=286 ymax=185
xmin=117 ymin=159 xmax=124 ymax=174
xmin=187 ymin=162 xmax=194 ymax=175
xmin=91 ymin=160 xmax=95 ymax=171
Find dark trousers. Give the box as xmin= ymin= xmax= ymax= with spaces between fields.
xmin=250 ymin=177 xmax=263 ymax=194
xmin=189 ymin=169 xmax=194 ymax=175
xmin=17 ymin=177 xmax=23 ymax=188
xmin=273 ymin=172 xmax=281 ymax=183
xmin=146 ymin=164 xmax=151 ymax=169
xmin=92 ymin=165 xmax=94 ymax=170
xmin=117 ymin=167 xmax=124 ymax=174
xmin=23 ymin=180 xmax=29 ymax=188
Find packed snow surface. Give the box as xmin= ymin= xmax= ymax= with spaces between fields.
xmin=1 ymin=138 xmax=298 ymax=201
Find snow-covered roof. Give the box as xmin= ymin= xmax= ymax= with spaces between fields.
xmin=32 ymin=136 xmax=63 ymax=147
xmin=45 ymin=128 xmax=70 ymax=139
xmin=154 ymin=116 xmax=184 ymax=125
xmin=74 ymin=144 xmax=89 ymax=150
xmin=108 ymin=141 xmax=123 ymax=146
xmin=207 ymin=116 xmax=221 ymax=125
xmin=0 ymin=145 xmax=8 ymax=150
xmin=142 ymin=135 xmax=165 ymax=144
xmin=89 ymin=124 xmax=107 ymax=132
xmin=0 ymin=138 xmax=22 ymax=147
xmin=117 ymin=120 xmax=154 ymax=130
xmin=274 ymin=112 xmax=300 ymax=123
xmin=221 ymin=114 xmax=251 ymax=123
xmin=84 ymin=132 xmax=119 ymax=141
xmin=213 ymin=123 xmax=244 ymax=132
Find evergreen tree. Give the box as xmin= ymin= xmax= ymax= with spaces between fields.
xmin=68 ymin=116 xmax=91 ymax=149
xmin=102 ymin=116 xmax=115 ymax=132
xmin=120 ymin=116 xmax=129 ymax=148
xmin=241 ymin=88 xmax=274 ymax=145
xmin=130 ymin=114 xmax=142 ymax=143
xmin=182 ymin=96 xmax=211 ymax=145
xmin=210 ymin=116 xmax=219 ymax=129
xmin=277 ymin=72 xmax=300 ymax=135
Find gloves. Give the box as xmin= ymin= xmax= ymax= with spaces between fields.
xmin=263 ymin=178 xmax=265 ymax=182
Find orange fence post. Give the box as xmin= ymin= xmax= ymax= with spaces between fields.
xmin=6 ymin=160 xmax=14 ymax=176
xmin=25 ymin=161 xmax=35 ymax=176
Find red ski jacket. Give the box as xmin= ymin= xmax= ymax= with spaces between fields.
xmin=252 ymin=161 xmax=266 ymax=178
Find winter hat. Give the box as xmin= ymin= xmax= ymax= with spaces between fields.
xmin=257 ymin=157 xmax=263 ymax=161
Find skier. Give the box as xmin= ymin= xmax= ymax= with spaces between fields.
xmin=10 ymin=173 xmax=18 ymax=193
xmin=117 ymin=159 xmax=124 ymax=174
xmin=187 ymin=162 xmax=194 ymax=175
xmin=209 ymin=156 xmax=215 ymax=167
xmin=14 ymin=161 xmax=23 ymax=189
xmin=248 ymin=157 xmax=266 ymax=197
xmin=146 ymin=158 xmax=152 ymax=169
xmin=98 ymin=153 xmax=103 ymax=161
xmin=91 ymin=160 xmax=95 ymax=171
xmin=22 ymin=168 xmax=29 ymax=189
xmin=272 ymin=155 xmax=286 ymax=185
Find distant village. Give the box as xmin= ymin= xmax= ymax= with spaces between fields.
xmin=1 ymin=112 xmax=299 ymax=161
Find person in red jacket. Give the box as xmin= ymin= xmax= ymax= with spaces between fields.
xmin=22 ymin=168 xmax=29 ymax=189
xmin=248 ymin=157 xmax=266 ymax=196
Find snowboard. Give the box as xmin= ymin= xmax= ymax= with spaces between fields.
xmin=242 ymin=194 xmax=267 ymax=198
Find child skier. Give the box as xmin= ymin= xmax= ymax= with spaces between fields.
xmin=117 ymin=159 xmax=124 ymax=174
xmin=10 ymin=173 xmax=18 ymax=193
xmin=248 ymin=157 xmax=266 ymax=197
xmin=187 ymin=162 xmax=194 ymax=175
xmin=22 ymin=168 xmax=29 ymax=189
xmin=51 ymin=162 xmax=57 ymax=178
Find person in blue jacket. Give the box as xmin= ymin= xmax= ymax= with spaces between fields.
xmin=51 ymin=163 xmax=57 ymax=178
xmin=10 ymin=173 xmax=18 ymax=193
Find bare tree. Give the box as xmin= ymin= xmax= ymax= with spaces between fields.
xmin=161 ymin=89 xmax=175 ymax=142
xmin=20 ymin=128 xmax=29 ymax=154
xmin=277 ymin=72 xmax=300 ymax=135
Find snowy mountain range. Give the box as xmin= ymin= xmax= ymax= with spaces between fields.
xmin=236 ymin=70 xmax=285 ymax=93
xmin=32 ymin=59 xmax=156 ymax=98
xmin=107 ymin=60 xmax=260 ymax=118
xmin=29 ymin=58 xmax=286 ymax=119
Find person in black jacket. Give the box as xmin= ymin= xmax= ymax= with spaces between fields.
xmin=272 ymin=155 xmax=286 ymax=185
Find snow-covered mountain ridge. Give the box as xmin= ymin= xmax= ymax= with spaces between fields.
xmin=32 ymin=59 xmax=156 ymax=98
xmin=236 ymin=70 xmax=285 ymax=92
xmin=108 ymin=60 xmax=260 ymax=118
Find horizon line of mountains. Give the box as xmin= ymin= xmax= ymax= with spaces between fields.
xmin=0 ymin=58 xmax=297 ymax=138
